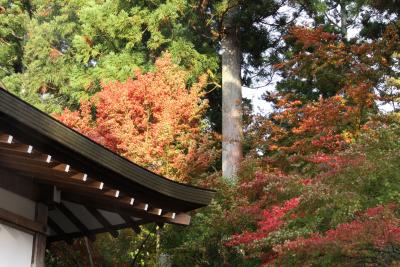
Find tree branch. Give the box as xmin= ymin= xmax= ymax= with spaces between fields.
xmin=130 ymin=225 xmax=157 ymax=267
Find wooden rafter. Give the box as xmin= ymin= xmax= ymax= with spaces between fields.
xmin=0 ymin=142 xmax=190 ymax=225
xmin=57 ymin=203 xmax=96 ymax=242
xmin=0 ymin=129 xmax=192 ymax=242
xmin=47 ymin=217 xmax=73 ymax=244
xmin=0 ymin=206 xmax=46 ymax=234
xmin=0 ymin=134 xmax=185 ymax=210
xmin=1 ymin=130 xmax=198 ymax=211
xmin=86 ymin=206 xmax=119 ymax=238
xmin=47 ymin=219 xmax=150 ymax=243
xmin=119 ymin=214 xmax=141 ymax=234
xmin=61 ymin=192 xmax=190 ymax=225
xmin=0 ymin=143 xmax=60 ymax=167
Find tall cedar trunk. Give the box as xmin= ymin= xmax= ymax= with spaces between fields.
xmin=340 ymin=0 xmax=348 ymax=38
xmin=221 ymin=7 xmax=243 ymax=180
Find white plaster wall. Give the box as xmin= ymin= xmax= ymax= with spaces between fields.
xmin=0 ymin=223 xmax=34 ymax=267
xmin=0 ymin=187 xmax=36 ymax=220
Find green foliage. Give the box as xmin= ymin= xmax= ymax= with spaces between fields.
xmin=161 ymin=176 xmax=254 ymax=266
xmin=0 ymin=0 xmax=29 ymax=91
xmin=94 ymin=228 xmax=158 ymax=267
xmin=1 ymin=0 xmax=220 ymax=113
xmin=46 ymin=227 xmax=159 ymax=267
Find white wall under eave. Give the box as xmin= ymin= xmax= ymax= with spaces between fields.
xmin=0 ymin=187 xmax=38 ymax=266
xmin=0 ymin=223 xmax=34 ymax=267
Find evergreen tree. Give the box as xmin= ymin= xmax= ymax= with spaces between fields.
xmin=190 ymin=0 xmax=287 ymax=179
xmin=1 ymin=0 xmax=220 ymax=113
xmin=0 ymin=0 xmax=30 ymax=90
xmin=297 ymin=0 xmax=368 ymax=38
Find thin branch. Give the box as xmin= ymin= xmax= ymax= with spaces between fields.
xmin=205 ymin=83 xmax=220 ymax=95
xmin=243 ymin=80 xmax=274 ymax=90
xmin=131 ymin=225 xmax=157 ymax=267
xmin=324 ymin=11 xmax=340 ymax=28
xmin=0 ymin=38 xmax=11 ymax=46
xmin=9 ymin=30 xmax=23 ymax=40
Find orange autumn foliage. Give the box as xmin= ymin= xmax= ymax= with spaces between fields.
xmin=56 ymin=54 xmax=218 ymax=182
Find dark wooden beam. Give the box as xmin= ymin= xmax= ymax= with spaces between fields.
xmin=0 ymin=144 xmax=60 ymax=167
xmin=0 ymin=151 xmax=128 ymax=202
xmin=0 ymin=206 xmax=46 ymax=234
xmin=32 ymin=203 xmax=48 ymax=267
xmin=0 ymin=156 xmax=190 ymax=225
xmin=0 ymin=169 xmax=42 ymax=201
xmin=0 ymin=135 xmax=191 ymax=224
xmin=61 ymin=191 xmax=190 ymax=225
xmin=0 ymin=132 xmax=10 ymax=142
xmin=47 ymin=219 xmax=150 ymax=243
xmin=47 ymin=217 xmax=64 ymax=235
xmin=0 ymin=137 xmax=196 ymax=213
xmin=0 ymin=156 xmax=103 ymax=192
xmin=57 ymin=203 xmax=96 ymax=242
xmin=0 ymin=161 xmax=190 ymax=225
xmin=47 ymin=217 xmax=73 ymax=245
xmin=119 ymin=214 xmax=141 ymax=234
xmin=86 ymin=206 xmax=119 ymax=238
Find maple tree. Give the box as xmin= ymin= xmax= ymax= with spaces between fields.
xmin=226 ymin=197 xmax=301 ymax=247
xmin=273 ymin=205 xmax=400 ymax=266
xmin=223 ymin=115 xmax=400 ymax=265
xmin=56 ymin=54 xmax=217 ymax=181
xmin=244 ymin=25 xmax=400 ymax=171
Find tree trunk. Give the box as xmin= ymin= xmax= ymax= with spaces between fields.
xmin=221 ymin=7 xmax=243 ymax=180
xmin=340 ymin=0 xmax=348 ymax=38
xmin=84 ymin=237 xmax=94 ymax=267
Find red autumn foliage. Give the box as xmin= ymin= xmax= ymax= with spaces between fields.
xmin=305 ymin=152 xmax=365 ymax=170
xmin=226 ymin=197 xmax=300 ymax=247
xmin=56 ymin=54 xmax=218 ymax=181
xmin=272 ymin=205 xmax=400 ymax=266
